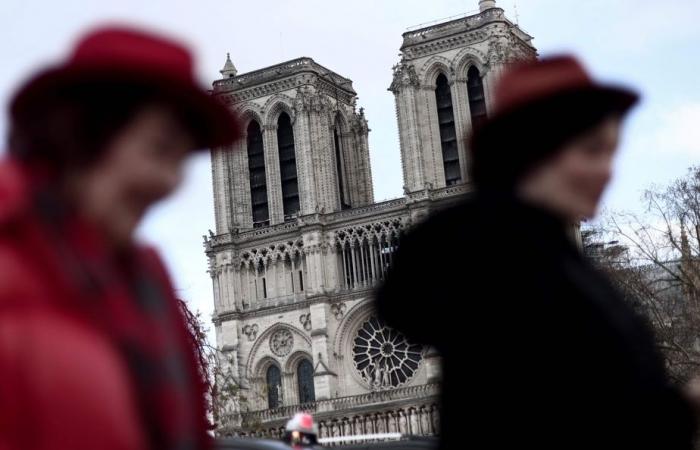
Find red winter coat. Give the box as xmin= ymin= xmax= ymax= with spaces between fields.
xmin=0 ymin=160 xmax=211 ymax=450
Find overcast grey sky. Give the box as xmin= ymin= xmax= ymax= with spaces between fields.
xmin=2 ymin=0 xmax=698 ymax=337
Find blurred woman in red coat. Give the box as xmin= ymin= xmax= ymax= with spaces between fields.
xmin=0 ymin=26 xmax=240 ymax=450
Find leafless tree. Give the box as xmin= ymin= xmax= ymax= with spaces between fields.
xmin=584 ymin=166 xmax=700 ymax=383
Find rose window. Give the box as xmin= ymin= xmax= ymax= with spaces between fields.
xmin=352 ymin=316 xmax=423 ymax=389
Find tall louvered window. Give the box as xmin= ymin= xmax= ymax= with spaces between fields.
xmin=467 ymin=66 xmax=487 ymax=129
xmin=333 ymin=119 xmax=350 ymax=210
xmin=435 ymin=73 xmax=461 ymax=185
xmin=277 ymin=112 xmax=300 ymax=219
xmin=247 ymin=120 xmax=268 ymax=226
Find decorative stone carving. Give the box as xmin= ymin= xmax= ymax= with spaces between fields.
xmin=352 ymin=416 xmax=365 ymax=434
xmin=389 ymin=62 xmax=420 ymax=92
xmin=375 ymin=413 xmax=387 ymax=433
xmin=269 ymin=329 xmax=294 ymax=357
xmin=242 ymin=324 xmax=259 ymax=341
xmin=299 ymin=313 xmax=312 ymax=331
xmin=398 ymin=410 xmax=408 ymax=434
xmin=342 ymin=418 xmax=352 ymax=437
xmin=330 ymin=303 xmax=346 ymax=321
xmin=420 ymin=406 xmax=431 ymax=436
xmin=487 ymin=38 xmax=509 ymax=63
xmin=238 ymin=239 xmax=304 ymax=268
xmin=409 ymin=407 xmax=420 ymax=435
xmin=388 ymin=411 xmax=398 ymax=433
xmin=431 ymin=404 xmax=440 ymax=433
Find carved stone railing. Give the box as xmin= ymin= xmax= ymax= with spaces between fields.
xmin=324 ymin=197 xmax=407 ymax=223
xmin=224 ymin=385 xmax=440 ymax=441
xmin=205 ymin=187 xmax=466 ymax=253
xmin=404 ymin=9 xmax=481 ymax=32
xmin=241 ymin=383 xmax=440 ymax=424
xmin=402 ymin=8 xmax=505 ymax=45
xmin=205 ymin=221 xmax=301 ymax=251
xmin=244 ymin=293 xmax=299 ymax=311
xmin=213 ymin=57 xmax=354 ymax=92
xmin=429 ymin=183 xmax=471 ymax=199
xmin=405 ymin=184 xmax=471 ymax=203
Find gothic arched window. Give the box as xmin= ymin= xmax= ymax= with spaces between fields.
xmin=297 ymin=359 xmax=316 ymax=404
xmin=434 ymin=73 xmax=461 ymax=186
xmin=467 ymin=66 xmax=487 ymax=129
xmin=266 ymin=364 xmax=282 ymax=409
xmin=247 ymin=120 xmax=269 ymax=226
xmin=277 ymin=112 xmax=300 ymax=219
xmin=333 ymin=117 xmax=350 ymax=210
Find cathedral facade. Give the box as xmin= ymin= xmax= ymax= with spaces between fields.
xmin=205 ymin=0 xmax=536 ymax=438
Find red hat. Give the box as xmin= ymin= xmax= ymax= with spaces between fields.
xmin=9 ymin=25 xmax=241 ymax=150
xmin=470 ymin=55 xmax=639 ymax=190
xmin=492 ymin=55 xmax=638 ymax=118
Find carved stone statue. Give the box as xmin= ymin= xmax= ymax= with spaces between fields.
xmin=420 ymin=406 xmax=432 ymax=435
xmin=274 ymin=383 xmax=283 ymax=405
xmin=364 ymin=415 xmax=375 ymax=434
xmin=381 ymin=364 xmax=391 ymax=387
xmin=375 ymin=413 xmax=386 ymax=433
xmin=373 ymin=362 xmax=383 ymax=388
xmin=342 ymin=417 xmax=352 ymax=437
xmin=409 ymin=407 xmax=420 ymax=435
xmin=398 ymin=410 xmax=408 ymax=434
xmin=431 ymin=404 xmax=440 ymax=433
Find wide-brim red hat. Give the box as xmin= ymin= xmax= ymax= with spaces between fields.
xmin=9 ymin=25 xmax=241 ymax=150
xmin=470 ymin=55 xmax=640 ymax=189
xmin=491 ymin=55 xmax=638 ymax=119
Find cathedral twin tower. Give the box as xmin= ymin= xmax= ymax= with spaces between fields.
xmin=205 ymin=0 xmax=536 ymax=437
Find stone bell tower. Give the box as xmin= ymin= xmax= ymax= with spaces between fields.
xmin=210 ymin=57 xmax=374 ymax=233
xmin=389 ymin=0 xmax=537 ymax=194
xmin=205 ymin=0 xmax=539 ymax=439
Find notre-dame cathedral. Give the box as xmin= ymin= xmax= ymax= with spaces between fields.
xmin=204 ymin=0 xmax=537 ymax=438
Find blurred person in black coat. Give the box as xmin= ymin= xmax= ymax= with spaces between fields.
xmin=376 ymin=56 xmax=698 ymax=449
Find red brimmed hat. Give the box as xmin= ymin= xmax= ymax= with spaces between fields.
xmin=491 ymin=55 xmax=638 ymax=118
xmin=470 ymin=55 xmax=640 ymax=189
xmin=9 ymin=25 xmax=241 ymax=150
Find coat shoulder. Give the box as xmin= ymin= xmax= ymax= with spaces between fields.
xmin=0 ymin=310 xmax=148 ymax=450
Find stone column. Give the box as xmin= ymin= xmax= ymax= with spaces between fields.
xmin=210 ymin=146 xmax=230 ymax=233
xmin=391 ymin=76 xmax=424 ymax=194
xmin=292 ymin=103 xmax=318 ymax=215
xmin=419 ymin=85 xmax=443 ymax=188
xmin=230 ymin=137 xmax=253 ymax=229
xmin=211 ymin=265 xmax=223 ymax=314
xmin=301 ymin=229 xmax=327 ymax=295
xmin=354 ymin=117 xmax=374 ymax=205
xmin=324 ymin=231 xmax=341 ymax=293
xmin=307 ymin=102 xmax=337 ymax=212
xmin=262 ymin=124 xmax=284 ymax=225
xmin=310 ymin=302 xmax=336 ymax=401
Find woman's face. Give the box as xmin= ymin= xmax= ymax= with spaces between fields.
xmin=517 ymin=116 xmax=622 ymax=222
xmin=71 ymin=104 xmax=193 ymax=248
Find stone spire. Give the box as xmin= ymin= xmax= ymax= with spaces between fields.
xmin=479 ymin=0 xmax=497 ymax=12
xmin=219 ymin=53 xmax=237 ymax=79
